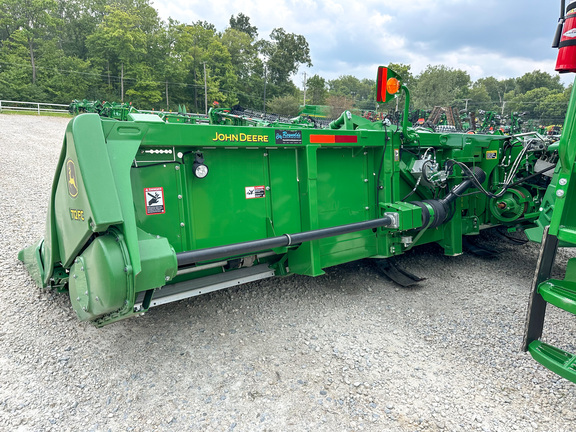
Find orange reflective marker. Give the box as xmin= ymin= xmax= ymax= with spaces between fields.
xmin=376 ymin=66 xmax=402 ymax=103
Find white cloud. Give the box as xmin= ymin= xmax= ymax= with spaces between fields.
xmin=151 ymin=0 xmax=572 ymax=87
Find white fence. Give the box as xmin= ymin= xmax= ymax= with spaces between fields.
xmin=0 ymin=100 xmax=69 ymax=114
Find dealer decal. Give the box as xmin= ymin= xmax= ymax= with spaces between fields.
xmin=275 ymin=129 xmax=302 ymax=144
xmin=144 ymin=187 xmax=165 ymax=215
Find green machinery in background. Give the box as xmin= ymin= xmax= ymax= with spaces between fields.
xmin=69 ymin=99 xmax=209 ymax=124
xmin=19 ymin=64 xmax=561 ymax=329
xmin=522 ymin=0 xmax=576 ymax=384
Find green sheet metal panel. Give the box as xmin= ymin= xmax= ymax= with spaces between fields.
xmin=186 ymin=148 xmax=270 ymax=249
xmin=316 ymin=148 xmax=371 ymax=228
xmin=267 ymin=149 xmax=302 ymax=235
xmin=130 ymin=163 xmax=184 ymax=252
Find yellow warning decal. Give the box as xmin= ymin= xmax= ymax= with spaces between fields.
xmin=486 ymin=150 xmax=497 ymax=160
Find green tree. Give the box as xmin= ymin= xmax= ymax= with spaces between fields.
xmin=328 ymin=75 xmax=375 ymax=110
xmin=516 ymin=70 xmax=563 ymax=94
xmin=507 ymin=87 xmax=553 ymax=119
xmin=266 ymin=94 xmax=300 ymax=116
xmin=165 ymin=21 xmax=202 ymax=109
xmin=261 ymin=28 xmax=312 ymax=97
xmin=538 ymin=90 xmax=570 ymax=124
xmin=86 ymin=3 xmax=160 ymax=102
xmin=327 ymin=94 xmax=354 ymax=118
xmin=125 ymin=64 xmax=162 ymax=107
xmin=473 ymin=76 xmax=515 ymax=110
xmin=412 ymin=65 xmax=471 ymax=109
xmin=0 ymin=0 xmax=60 ymax=83
xmin=0 ymin=30 xmax=38 ymax=99
xmin=54 ymin=0 xmax=108 ymax=59
xmin=306 ymin=74 xmax=327 ymax=105
xmin=221 ymin=28 xmax=262 ymax=108
xmin=229 ymin=13 xmax=257 ymax=39
xmin=36 ymin=39 xmax=99 ymax=103
xmin=465 ymin=85 xmax=492 ymax=111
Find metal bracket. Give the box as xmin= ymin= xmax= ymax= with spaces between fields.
xmin=384 ymin=212 xmax=400 ymax=229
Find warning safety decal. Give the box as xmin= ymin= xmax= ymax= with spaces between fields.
xmin=144 ymin=187 xmax=165 ymax=215
xmin=245 ymin=185 xmax=265 ymax=199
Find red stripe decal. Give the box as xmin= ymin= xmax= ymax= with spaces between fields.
xmin=335 ymin=135 xmax=357 ymax=143
xmin=310 ymin=134 xmax=357 ymax=144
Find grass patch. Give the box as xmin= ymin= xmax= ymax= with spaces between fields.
xmin=0 ymin=110 xmax=73 ymax=118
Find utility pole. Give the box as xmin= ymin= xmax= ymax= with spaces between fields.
xmin=166 ymin=81 xmax=169 ymax=110
xmin=121 ymin=63 xmax=124 ymax=103
xmin=302 ymin=72 xmax=307 ymax=105
xmin=263 ymin=66 xmax=267 ymax=115
xmin=203 ymin=62 xmax=208 ymax=115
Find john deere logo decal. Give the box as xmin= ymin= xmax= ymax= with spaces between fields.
xmin=66 ymin=159 xmax=78 ymax=198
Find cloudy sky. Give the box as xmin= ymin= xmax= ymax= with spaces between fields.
xmin=152 ymin=0 xmax=572 ymax=87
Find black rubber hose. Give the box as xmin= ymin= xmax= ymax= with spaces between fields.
xmin=177 ymin=216 xmax=393 ymax=267
xmin=412 ymin=167 xmax=486 ymax=229
xmin=441 ymin=166 xmax=486 ymax=206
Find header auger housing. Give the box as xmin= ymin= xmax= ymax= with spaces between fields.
xmin=20 ymin=67 xmax=561 ymax=326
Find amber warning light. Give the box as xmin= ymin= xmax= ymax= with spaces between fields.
xmin=376 ymin=66 xmax=402 ymax=102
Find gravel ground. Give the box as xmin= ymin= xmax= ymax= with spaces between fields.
xmin=1 ymin=114 xmax=576 ymax=432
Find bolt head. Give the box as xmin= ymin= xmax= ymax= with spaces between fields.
xmin=557 ymin=189 xmax=565 ymax=197
xmin=180 ymin=222 xmax=185 ymax=227
xmin=175 ymin=165 xmax=180 ymax=170
xmin=559 ymin=178 xmax=568 ymax=186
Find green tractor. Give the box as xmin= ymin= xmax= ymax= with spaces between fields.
xmin=522 ymin=0 xmax=576 ymax=384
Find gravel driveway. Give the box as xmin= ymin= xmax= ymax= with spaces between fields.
xmin=1 ymin=114 xmax=575 ymax=431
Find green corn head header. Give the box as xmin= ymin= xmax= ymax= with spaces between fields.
xmin=19 ymin=68 xmax=563 ymax=328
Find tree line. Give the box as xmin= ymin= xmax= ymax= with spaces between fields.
xmin=0 ymin=0 xmax=571 ymax=124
